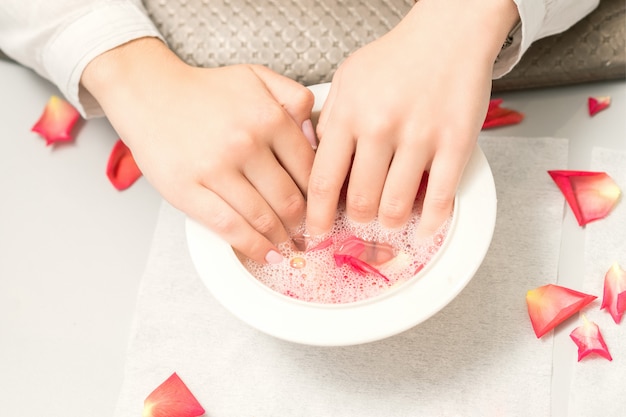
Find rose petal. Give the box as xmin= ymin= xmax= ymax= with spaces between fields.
xmin=487 ymin=98 xmax=504 ymax=111
xmin=601 ymin=262 xmax=626 ymax=324
xmin=143 ymin=373 xmax=205 ymax=417
xmin=31 ymin=95 xmax=80 ymax=146
xmin=482 ymin=98 xmax=524 ymax=129
xmin=106 ymin=139 xmax=142 ymax=191
xmin=305 ymin=236 xmax=334 ymax=253
xmin=618 ymin=291 xmax=626 ymax=314
xmin=548 ymin=170 xmax=621 ymax=226
xmin=526 ymin=284 xmax=597 ymax=338
xmin=336 ymin=236 xmax=395 ymax=266
xmin=332 ymin=236 xmax=389 ymax=281
xmin=588 ymin=96 xmax=611 ymax=117
xmin=334 ymin=253 xmax=389 ymax=282
xmin=570 ymin=315 xmax=612 ymax=361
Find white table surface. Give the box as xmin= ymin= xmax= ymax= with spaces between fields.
xmin=0 ymin=58 xmax=624 ymax=416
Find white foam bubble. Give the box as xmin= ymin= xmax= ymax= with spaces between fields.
xmin=241 ymin=196 xmax=451 ymax=304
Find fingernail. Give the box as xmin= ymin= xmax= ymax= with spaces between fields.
xmin=302 ymin=119 xmax=317 ymax=149
xmin=265 ymin=249 xmax=284 ymax=265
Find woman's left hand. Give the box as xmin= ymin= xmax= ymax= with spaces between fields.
xmin=306 ymin=0 xmax=519 ymax=238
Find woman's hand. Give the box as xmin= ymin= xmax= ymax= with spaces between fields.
xmin=82 ymin=38 xmax=316 ymax=264
xmin=306 ymin=0 xmax=519 ymax=238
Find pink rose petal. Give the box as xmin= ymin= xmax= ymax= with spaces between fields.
xmin=548 ymin=170 xmax=621 ymax=226
xmin=31 ymin=95 xmax=80 ymax=146
xmin=570 ymin=315 xmax=612 ymax=361
xmin=143 ymin=373 xmax=205 ymax=417
xmin=333 ymin=236 xmax=392 ymax=281
xmin=526 ymin=284 xmax=597 ymax=339
xmin=601 ymin=262 xmax=626 ymax=324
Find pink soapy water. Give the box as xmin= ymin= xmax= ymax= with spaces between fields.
xmin=241 ymin=195 xmax=452 ymax=304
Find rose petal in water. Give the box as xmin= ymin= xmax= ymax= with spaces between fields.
xmin=336 ymin=236 xmax=395 ymax=266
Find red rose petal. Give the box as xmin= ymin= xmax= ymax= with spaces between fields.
xmin=333 ymin=236 xmax=391 ymax=281
xmin=482 ymin=98 xmax=524 ymax=129
xmin=143 ymin=373 xmax=205 ymax=417
xmin=31 ymin=95 xmax=80 ymax=146
xmin=570 ymin=315 xmax=612 ymax=361
xmin=106 ymin=139 xmax=142 ymax=191
xmin=487 ymin=98 xmax=504 ymax=110
xmin=526 ymin=284 xmax=597 ymax=338
xmin=601 ymin=262 xmax=626 ymax=324
xmin=548 ymin=170 xmax=621 ymax=226
xmin=588 ymin=96 xmax=611 ymax=117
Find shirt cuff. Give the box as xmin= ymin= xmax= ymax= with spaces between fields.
xmin=43 ymin=2 xmax=164 ymax=117
xmin=493 ymin=0 xmax=600 ymax=79
xmin=493 ymin=0 xmax=544 ymax=79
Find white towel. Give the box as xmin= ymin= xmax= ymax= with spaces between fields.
xmin=114 ymin=137 xmax=568 ymax=417
xmin=568 ymin=147 xmax=626 ymax=417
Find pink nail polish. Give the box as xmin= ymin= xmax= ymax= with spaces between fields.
xmin=302 ymin=119 xmax=317 ymax=149
xmin=265 ymin=249 xmax=284 ymax=265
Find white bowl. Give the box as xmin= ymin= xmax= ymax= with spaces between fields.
xmin=186 ymin=83 xmax=497 ymax=346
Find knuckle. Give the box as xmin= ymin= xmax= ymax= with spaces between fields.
xmin=308 ymin=174 xmax=337 ymax=200
xmin=225 ymin=130 xmax=258 ymax=157
xmin=208 ymin=209 xmax=239 ymax=235
xmin=425 ymin=193 xmax=455 ymax=213
xmin=348 ymin=193 xmax=376 ymax=220
xmin=379 ymin=197 xmax=410 ymax=226
xmin=250 ymin=212 xmax=280 ymax=236
xmin=254 ymin=103 xmax=286 ymax=127
xmin=293 ymin=87 xmax=315 ymax=111
xmin=362 ymin=113 xmax=394 ymax=137
xmin=277 ymin=193 xmax=305 ymax=222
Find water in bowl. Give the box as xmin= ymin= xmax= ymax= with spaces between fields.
xmin=241 ymin=188 xmax=451 ymax=304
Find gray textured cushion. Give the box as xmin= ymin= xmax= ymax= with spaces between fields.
xmin=142 ymin=0 xmax=625 ymax=91
xmin=143 ymin=0 xmax=413 ymax=86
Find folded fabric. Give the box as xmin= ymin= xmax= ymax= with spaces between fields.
xmin=114 ymin=136 xmax=568 ymax=417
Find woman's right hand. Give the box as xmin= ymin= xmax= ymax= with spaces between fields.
xmin=81 ymin=38 xmax=316 ymax=264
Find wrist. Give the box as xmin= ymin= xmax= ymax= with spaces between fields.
xmin=404 ymin=0 xmax=520 ymax=63
xmin=80 ymin=37 xmax=183 ymax=106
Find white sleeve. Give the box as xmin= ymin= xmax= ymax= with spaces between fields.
xmin=0 ymin=0 xmax=164 ymax=117
xmin=494 ymin=0 xmax=600 ymax=78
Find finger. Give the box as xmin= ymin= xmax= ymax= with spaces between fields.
xmin=344 ymin=137 xmax=394 ymax=223
xmin=378 ymin=143 xmax=430 ymax=229
xmin=183 ymin=183 xmax=284 ymax=265
xmin=205 ymin=166 xmax=295 ymax=246
xmin=243 ymin=147 xmax=308 ymax=233
xmin=250 ymin=64 xmax=315 ymax=126
xmin=269 ymin=115 xmax=317 ymax=196
xmin=306 ymin=126 xmax=355 ymax=236
xmin=316 ymin=72 xmax=340 ymax=141
xmin=205 ymin=171 xmax=292 ymax=245
xmin=249 ymin=64 xmax=317 ymax=187
xmin=416 ymin=150 xmax=468 ymax=239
